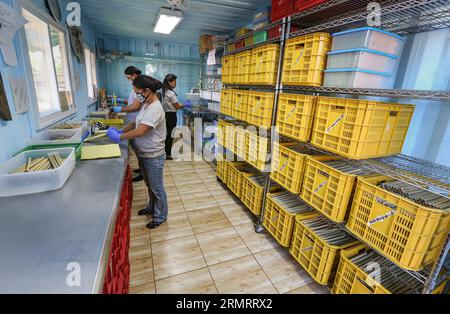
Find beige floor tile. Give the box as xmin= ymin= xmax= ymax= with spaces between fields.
xmin=129 ymin=244 xmax=152 ymax=263
xmin=177 ymin=184 xmax=208 ymax=194
xmin=287 ymin=282 xmax=331 ymax=294
xmin=168 ymin=197 xmax=185 ymax=211
xmin=234 ymin=223 xmax=279 ymax=254
xmin=187 ymin=207 xmax=232 ymax=234
xmin=130 ymin=231 xmax=151 ymax=248
xmin=129 ymin=281 xmax=156 ymax=294
xmin=152 ymin=235 xmax=206 ymax=280
xmin=150 ymin=212 xmax=194 ymax=243
xmin=130 ymin=259 xmax=154 ymax=287
xmin=209 ymin=255 xmax=278 ymax=294
xmin=196 ymin=227 xmax=251 ymax=266
xmin=221 ymin=204 xmax=255 ymax=226
xmin=254 ymin=248 xmax=314 ymax=294
xmin=182 ymin=197 xmax=220 ymax=212
xmin=213 ymin=192 xmax=242 ymax=206
xmin=155 ymin=268 xmax=218 ymax=294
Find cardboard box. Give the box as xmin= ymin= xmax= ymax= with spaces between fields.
xmin=200 ymin=35 xmax=213 ymax=54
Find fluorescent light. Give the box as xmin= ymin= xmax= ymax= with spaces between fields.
xmin=154 ymin=8 xmax=183 ymax=35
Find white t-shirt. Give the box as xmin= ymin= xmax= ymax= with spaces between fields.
xmin=127 ymin=90 xmax=139 ymax=122
xmin=163 ymin=89 xmax=179 ymax=113
xmin=133 ymin=100 xmax=167 ymax=158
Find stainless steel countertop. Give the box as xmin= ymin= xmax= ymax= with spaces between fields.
xmin=0 ymin=142 xmax=129 ymax=294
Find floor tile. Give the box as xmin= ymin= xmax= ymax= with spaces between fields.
xmin=287 ymin=282 xmax=330 ymax=294
xmin=182 ymin=197 xmax=220 ymax=212
xmin=196 ymin=227 xmax=251 ymax=266
xmin=152 ymin=235 xmax=206 ymax=280
xmin=254 ymin=248 xmax=315 ymax=294
xmin=187 ymin=207 xmax=232 ymax=234
xmin=129 ymin=282 xmax=156 ymax=294
xmin=234 ymin=223 xmax=279 ymax=254
xmin=150 ymin=212 xmax=194 ymax=243
xmin=129 ymin=244 xmax=152 ymax=263
xmin=209 ymin=255 xmax=278 ymax=294
xmin=130 ymin=259 xmax=154 ymax=287
xmin=155 ymin=268 xmax=217 ymax=294
xmin=220 ymin=204 xmax=255 ymax=226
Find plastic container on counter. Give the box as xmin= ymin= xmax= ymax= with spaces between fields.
xmin=28 ymin=129 xmax=83 ymax=146
xmin=0 ymin=147 xmax=76 ymax=197
xmin=50 ymin=120 xmax=88 ymax=134
xmin=323 ymin=68 xmax=394 ymax=89
xmin=331 ymin=27 xmax=405 ymax=56
xmin=327 ymin=48 xmax=400 ymax=74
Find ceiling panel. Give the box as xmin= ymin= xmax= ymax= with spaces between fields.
xmin=77 ymin=0 xmax=270 ymax=44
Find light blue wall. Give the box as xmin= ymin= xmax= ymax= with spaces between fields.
xmin=397 ymin=29 xmax=450 ymax=167
xmin=96 ymin=36 xmax=201 ymax=103
xmin=0 ymin=0 xmax=99 ymax=163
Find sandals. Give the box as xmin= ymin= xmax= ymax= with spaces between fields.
xmin=146 ymin=221 xmax=166 ymax=229
xmin=138 ymin=209 xmax=153 ymax=216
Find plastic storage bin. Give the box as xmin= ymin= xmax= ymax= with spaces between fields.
xmin=246 ymin=130 xmax=270 ymax=172
xmin=332 ymin=244 xmax=425 ymax=294
xmin=250 ymin=44 xmax=280 ymax=85
xmin=241 ymin=174 xmax=267 ymax=216
xmin=232 ymin=89 xmax=249 ymax=122
xmin=17 ymin=142 xmax=84 ymax=161
xmin=222 ymin=55 xmax=236 ymax=84
xmin=276 ymin=93 xmax=317 ymax=141
xmin=331 ymin=27 xmax=405 ymax=56
xmin=271 ymin=0 xmax=295 ymax=22
xmin=28 ymin=129 xmax=83 ymax=146
xmin=87 ymin=119 xmax=124 ymax=129
xmin=263 ymin=191 xmax=316 ymax=247
xmin=220 ymin=89 xmax=234 ymax=116
xmin=323 ymin=68 xmax=394 ymax=89
xmin=290 ymin=214 xmax=359 ymax=285
xmin=0 ymin=147 xmax=76 ymax=197
xmin=253 ymin=31 xmax=268 ymax=45
xmin=295 ymin=0 xmax=328 ymax=12
xmin=227 ymin=162 xmax=258 ymax=198
xmin=347 ymin=175 xmax=450 ymax=271
xmin=217 ymin=119 xmax=232 ymax=148
xmin=311 ymin=97 xmax=415 ymax=159
xmin=51 ymin=121 xmax=88 ymax=134
xmin=216 ymin=154 xmax=229 ymax=185
xmin=235 ymin=40 xmax=245 ymax=50
xmin=247 ymin=91 xmax=275 ymax=128
xmin=271 ymin=143 xmax=324 ymax=194
xmin=283 ymin=33 xmax=331 ymax=86
xmin=327 ymin=49 xmax=399 ymax=73
xmin=301 ymin=156 xmax=376 ymax=223
xmin=234 ymin=51 xmax=252 ymax=84
xmin=230 ymin=125 xmax=248 ymax=159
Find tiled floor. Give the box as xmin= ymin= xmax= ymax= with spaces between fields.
xmin=128 ymin=153 xmax=330 ymax=294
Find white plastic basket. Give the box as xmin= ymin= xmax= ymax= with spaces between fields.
xmin=28 ymin=129 xmax=83 ymax=146
xmin=323 ymin=68 xmax=394 ymax=89
xmin=50 ymin=121 xmax=88 ymax=134
xmin=0 ymin=147 xmax=76 ymax=197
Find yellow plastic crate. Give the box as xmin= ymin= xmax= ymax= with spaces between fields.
xmin=250 ymin=44 xmax=280 ymax=85
xmin=276 ymin=93 xmax=317 ymax=141
xmin=290 ymin=215 xmax=360 ymax=285
xmin=222 ymin=55 xmax=236 ymax=84
xmin=227 ymin=162 xmax=257 ymax=198
xmin=220 ymin=89 xmax=234 ymax=117
xmin=241 ymin=174 xmax=267 ymax=216
xmin=87 ymin=119 xmax=124 ymax=129
xmin=234 ymin=51 xmax=252 ymax=84
xmin=247 ymin=91 xmax=275 ymax=128
xmin=271 ymin=143 xmax=324 ymax=195
xmin=217 ymin=119 xmax=233 ymax=148
xmin=230 ymin=125 xmax=248 ymax=159
xmin=232 ymin=89 xmax=249 ymax=122
xmin=216 ymin=154 xmax=229 ymax=185
xmin=263 ymin=192 xmax=317 ymax=247
xmin=332 ymin=244 xmax=424 ymax=294
xmin=301 ymin=156 xmax=376 ymax=223
xmin=346 ymin=175 xmax=450 ymax=271
xmin=311 ymin=97 xmax=415 ymax=159
xmin=246 ymin=130 xmax=270 ymax=172
xmin=282 ymin=33 xmax=331 ymax=86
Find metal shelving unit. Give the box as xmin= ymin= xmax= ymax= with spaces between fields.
xmin=218 ymin=0 xmax=450 ymax=294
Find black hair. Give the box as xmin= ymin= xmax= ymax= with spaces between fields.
xmin=132 ymin=75 xmax=163 ymax=93
xmin=124 ymin=66 xmax=142 ymax=75
xmin=162 ymin=73 xmax=178 ymax=97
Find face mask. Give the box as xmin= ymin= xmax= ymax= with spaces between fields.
xmin=136 ymin=92 xmax=146 ymax=103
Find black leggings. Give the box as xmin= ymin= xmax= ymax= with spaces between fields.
xmin=165 ymin=112 xmax=177 ymax=157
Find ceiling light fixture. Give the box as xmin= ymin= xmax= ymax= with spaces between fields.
xmin=154 ymin=7 xmax=183 ymax=35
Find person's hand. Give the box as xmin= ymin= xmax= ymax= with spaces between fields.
xmin=110 ymin=127 xmax=123 ymax=134
xmin=107 ymin=127 xmax=122 ymax=143
xmin=112 ymin=106 xmax=122 ymax=113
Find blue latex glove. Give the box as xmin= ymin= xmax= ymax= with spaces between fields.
xmin=107 ymin=127 xmax=122 ymax=143
xmin=112 ymin=106 xmax=123 ymax=113
xmin=109 ymin=127 xmax=123 ymax=134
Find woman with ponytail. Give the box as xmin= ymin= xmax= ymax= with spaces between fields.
xmin=162 ymin=74 xmax=183 ymax=160
xmin=107 ymin=75 xmax=169 ymax=229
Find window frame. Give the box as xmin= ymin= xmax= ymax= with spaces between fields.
xmin=84 ymin=45 xmax=98 ymax=101
xmin=18 ymin=0 xmax=77 ymax=130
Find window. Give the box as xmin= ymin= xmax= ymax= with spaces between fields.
xmin=84 ymin=47 xmax=98 ymax=99
xmin=22 ymin=8 xmax=75 ymax=127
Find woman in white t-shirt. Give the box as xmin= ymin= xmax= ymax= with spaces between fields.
xmin=107 ymin=75 xmax=168 ymax=229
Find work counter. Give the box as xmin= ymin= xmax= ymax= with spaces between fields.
xmin=0 ymin=142 xmax=130 ymax=294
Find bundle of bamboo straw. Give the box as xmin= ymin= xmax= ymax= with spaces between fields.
xmin=11 ymin=153 xmax=66 ymax=174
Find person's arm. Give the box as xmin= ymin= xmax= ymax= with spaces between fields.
xmin=174 ymin=102 xmax=184 ymax=110
xmin=118 ymin=99 xmax=142 ymax=113
xmin=121 ymin=122 xmax=136 ymax=133
xmin=120 ymin=124 xmax=152 ymax=141
xmin=168 ymin=92 xmax=184 ymax=110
